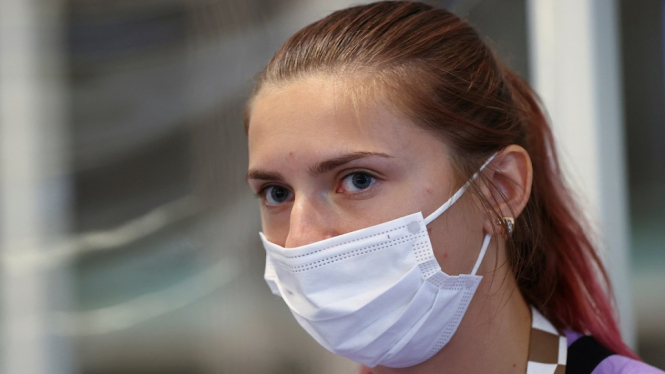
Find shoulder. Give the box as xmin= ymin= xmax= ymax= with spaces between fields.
xmin=564 ymin=330 xmax=665 ymax=374
xmin=592 ymin=355 xmax=664 ymax=374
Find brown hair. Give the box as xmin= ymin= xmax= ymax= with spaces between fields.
xmin=246 ymin=1 xmax=636 ymax=358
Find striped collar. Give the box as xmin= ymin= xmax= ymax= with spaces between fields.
xmin=526 ymin=306 xmax=568 ymax=374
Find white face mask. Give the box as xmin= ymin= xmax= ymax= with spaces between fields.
xmin=260 ymin=154 xmax=496 ymax=368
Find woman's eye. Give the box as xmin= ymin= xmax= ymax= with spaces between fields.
xmin=264 ymin=186 xmax=292 ymax=206
xmin=341 ymin=172 xmax=376 ymax=192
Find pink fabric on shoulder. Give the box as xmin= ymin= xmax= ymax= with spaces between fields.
xmin=564 ymin=329 xmax=584 ymax=345
xmin=563 ymin=329 xmax=665 ymax=374
xmin=593 ymin=354 xmax=664 ymax=374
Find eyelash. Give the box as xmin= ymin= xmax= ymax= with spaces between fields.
xmin=337 ymin=171 xmax=379 ymax=195
xmin=255 ymin=184 xmax=292 ymax=207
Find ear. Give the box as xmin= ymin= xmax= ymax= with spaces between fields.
xmin=480 ymin=145 xmax=533 ymax=236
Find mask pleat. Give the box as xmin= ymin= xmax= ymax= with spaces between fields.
xmin=377 ymin=275 xmax=482 ymax=368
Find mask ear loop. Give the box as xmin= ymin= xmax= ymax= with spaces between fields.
xmin=423 ymin=153 xmax=498 ymax=226
xmin=470 ymin=233 xmax=492 ymax=275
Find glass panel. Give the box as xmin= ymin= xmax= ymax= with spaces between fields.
xmin=621 ymin=0 xmax=665 ymax=369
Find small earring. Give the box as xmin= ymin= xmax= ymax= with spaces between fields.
xmin=503 ymin=217 xmax=515 ymax=236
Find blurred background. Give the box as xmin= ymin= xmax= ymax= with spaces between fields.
xmin=0 ymin=0 xmax=663 ymax=373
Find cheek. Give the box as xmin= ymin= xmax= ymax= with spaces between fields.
xmin=426 ymin=195 xmax=486 ymax=275
xmin=259 ymin=208 xmax=291 ymax=245
xmin=427 ymin=220 xmax=464 ymax=275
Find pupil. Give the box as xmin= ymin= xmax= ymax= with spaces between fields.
xmin=352 ymin=173 xmax=372 ymax=189
xmin=271 ymin=187 xmax=288 ymax=202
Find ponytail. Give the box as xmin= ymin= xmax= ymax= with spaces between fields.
xmin=503 ymin=69 xmax=638 ymax=359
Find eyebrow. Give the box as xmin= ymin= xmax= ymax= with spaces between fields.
xmin=246 ymin=170 xmax=285 ymax=182
xmin=308 ymin=151 xmax=392 ymax=176
xmin=246 ymin=151 xmax=392 ymax=181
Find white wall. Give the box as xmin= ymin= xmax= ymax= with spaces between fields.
xmin=527 ymin=0 xmax=635 ymax=346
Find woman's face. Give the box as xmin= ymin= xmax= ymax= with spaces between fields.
xmin=247 ymin=75 xmax=489 ymax=275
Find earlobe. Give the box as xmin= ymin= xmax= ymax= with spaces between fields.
xmin=480 ymin=145 xmax=533 ymax=235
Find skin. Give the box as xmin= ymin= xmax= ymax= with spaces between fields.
xmin=247 ymin=75 xmax=535 ymax=374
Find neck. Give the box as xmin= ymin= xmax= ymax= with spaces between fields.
xmin=371 ymin=245 xmax=532 ymax=374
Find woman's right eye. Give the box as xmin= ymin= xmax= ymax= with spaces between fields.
xmin=263 ymin=186 xmax=293 ymax=206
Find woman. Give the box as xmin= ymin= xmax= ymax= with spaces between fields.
xmin=244 ymin=1 xmax=663 ymax=373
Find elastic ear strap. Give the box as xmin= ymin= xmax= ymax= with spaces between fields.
xmin=423 ymin=153 xmax=498 ymax=225
xmin=471 ymin=233 xmax=492 ymax=275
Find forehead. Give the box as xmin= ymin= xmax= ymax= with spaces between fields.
xmin=247 ymin=75 xmax=424 ymax=164
xmin=249 ymin=76 xmax=373 ymax=141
